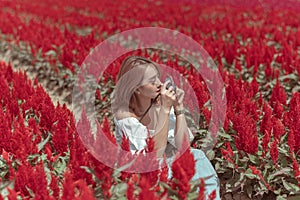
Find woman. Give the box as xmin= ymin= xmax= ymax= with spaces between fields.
xmin=111 ymin=55 xmax=220 ymax=199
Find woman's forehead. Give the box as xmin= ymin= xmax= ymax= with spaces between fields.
xmin=143 ymin=64 xmax=159 ymax=76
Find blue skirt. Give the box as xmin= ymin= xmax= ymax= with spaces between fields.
xmin=166 ymin=148 xmax=220 ymax=199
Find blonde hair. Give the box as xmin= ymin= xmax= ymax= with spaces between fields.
xmin=111 ymin=56 xmax=161 ymax=114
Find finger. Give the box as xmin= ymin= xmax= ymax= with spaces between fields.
xmin=171 ymin=95 xmax=176 ymax=101
xmin=163 ymin=80 xmax=172 ymax=89
xmin=166 ymin=86 xmax=174 ymax=93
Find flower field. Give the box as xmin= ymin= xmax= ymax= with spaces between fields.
xmin=1 ymin=0 xmax=300 ymax=199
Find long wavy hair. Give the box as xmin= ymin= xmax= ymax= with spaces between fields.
xmin=111 ymin=55 xmax=161 ymax=114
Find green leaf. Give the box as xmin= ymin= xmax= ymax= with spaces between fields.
xmin=80 ymin=166 xmax=100 ymax=184
xmin=278 ymin=147 xmax=290 ymax=157
xmin=248 ymin=154 xmax=258 ymax=164
xmin=187 ymin=191 xmax=200 ymax=200
xmin=279 ymin=73 xmax=298 ymax=81
xmin=43 ymin=163 xmax=52 ymax=185
xmin=0 ymin=180 xmax=14 ymax=197
xmin=38 ymin=133 xmax=51 ymax=152
xmin=110 ymin=182 xmax=127 ymax=198
xmin=45 ymin=50 xmax=57 ymax=56
xmin=160 ymin=182 xmax=178 ymax=195
xmin=54 ymin=158 xmax=67 ymax=175
xmin=258 ymin=180 xmax=268 ymax=191
xmin=206 ymin=150 xmax=215 ymax=160
xmin=268 ymin=168 xmax=291 ymax=183
xmin=244 ymin=172 xmax=256 ymax=180
xmin=228 ymin=162 xmax=236 ymax=169
xmin=276 ymin=194 xmax=287 ymax=200
xmin=218 ymin=130 xmax=232 ymax=140
xmin=27 ymin=154 xmax=40 ymax=163
xmin=113 ymin=157 xmax=137 ymax=177
xmin=215 ymin=161 xmax=220 ymax=171
xmin=273 ymin=187 xmax=282 ymax=195
xmin=26 ymin=186 xmax=35 ymax=197
xmin=244 ymin=168 xmax=256 ymax=180
xmin=282 ymin=179 xmax=300 ymax=193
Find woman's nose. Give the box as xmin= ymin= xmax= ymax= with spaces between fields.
xmin=157 ymin=81 xmax=162 ymax=87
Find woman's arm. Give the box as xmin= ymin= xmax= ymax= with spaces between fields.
xmin=174 ymin=104 xmax=190 ymax=149
xmin=152 ymin=81 xmax=177 ymax=158
xmin=152 ymin=106 xmax=171 ymax=157
xmin=173 ymin=88 xmax=190 ymax=149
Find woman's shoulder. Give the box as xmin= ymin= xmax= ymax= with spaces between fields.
xmin=114 ymin=110 xmax=148 ymax=133
xmin=114 ymin=109 xmax=137 ymax=121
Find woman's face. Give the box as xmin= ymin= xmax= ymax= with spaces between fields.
xmin=137 ymin=65 xmax=162 ymax=99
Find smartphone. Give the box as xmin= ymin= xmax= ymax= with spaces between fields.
xmin=165 ymin=76 xmax=176 ymax=93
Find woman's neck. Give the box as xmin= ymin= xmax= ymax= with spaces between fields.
xmin=132 ymin=95 xmax=152 ymax=117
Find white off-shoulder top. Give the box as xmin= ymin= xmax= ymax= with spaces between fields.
xmin=113 ymin=107 xmax=194 ymax=152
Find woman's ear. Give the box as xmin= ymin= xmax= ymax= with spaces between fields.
xmin=135 ymin=89 xmax=141 ymax=95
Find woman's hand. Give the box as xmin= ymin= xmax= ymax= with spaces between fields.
xmin=160 ymin=80 xmax=176 ymax=111
xmin=173 ymin=87 xmax=185 ymax=110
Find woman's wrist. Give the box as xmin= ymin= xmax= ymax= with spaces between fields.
xmin=174 ymin=104 xmax=185 ymax=116
xmin=174 ymin=104 xmax=184 ymax=111
xmin=174 ymin=109 xmax=185 ymax=116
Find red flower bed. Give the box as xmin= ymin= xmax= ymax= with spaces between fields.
xmin=0 ymin=61 xmax=212 ymax=199
xmin=0 ymin=0 xmax=300 ymax=199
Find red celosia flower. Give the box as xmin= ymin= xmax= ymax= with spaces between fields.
xmin=15 ymin=162 xmax=49 ymax=199
xmin=249 ymin=165 xmax=272 ymax=191
xmin=7 ymin=187 xmax=19 ymax=200
xmin=270 ymin=80 xmax=287 ymax=107
xmin=202 ymin=107 xmax=211 ymax=126
xmin=120 ymin=131 xmax=130 ymax=151
xmin=50 ymin=174 xmax=60 ymax=199
xmin=208 ymin=190 xmax=216 ymax=200
xmin=232 ymin=110 xmax=258 ymax=154
xmin=62 ymin=171 xmax=96 ymax=200
xmin=101 ymin=116 xmax=117 ymax=145
xmin=288 ymin=129 xmax=295 ymax=154
xmin=260 ymin=101 xmax=273 ymax=155
xmin=126 ymin=180 xmax=135 ymax=200
xmin=197 ymin=178 xmax=206 ymax=200
xmin=11 ymin=113 xmax=38 ymax=161
xmin=270 ymin=140 xmax=278 ymax=166
xmin=0 ymin=108 xmax=12 ymax=153
xmin=68 ymin=135 xmax=94 ymax=185
xmin=292 ymin=158 xmax=300 ymax=187
xmin=30 ymin=86 xmax=56 ymax=132
xmin=140 ymin=170 xmax=160 ymax=190
xmin=145 ymin=131 xmax=155 ymax=153
xmin=95 ymin=89 xmax=102 ymax=101
xmin=271 ymin=116 xmax=285 ymax=140
xmin=0 ymin=67 xmax=10 ymax=108
xmin=284 ymin=93 xmax=300 ymax=152
xmin=272 ymin=100 xmax=285 ymax=119
xmin=138 ymin=176 xmax=160 ymax=200
xmin=171 ymin=148 xmax=195 ymax=199
xmin=116 ymin=131 xmax=135 ymax=176
xmin=52 ymin=103 xmax=73 ymax=154
xmin=101 ymin=176 xmax=113 ymax=198
xmin=133 ymin=140 xmax=161 ymax=187
xmin=159 ymin=159 xmax=169 ymax=183
xmin=221 ymin=142 xmax=235 ymax=163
